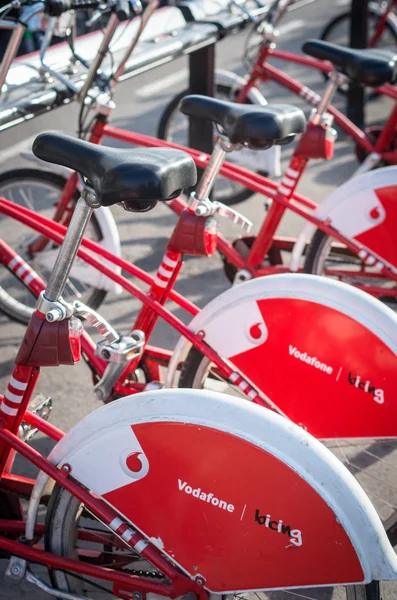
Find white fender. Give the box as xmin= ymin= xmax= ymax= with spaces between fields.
xmin=290 ymin=221 xmax=315 ymax=272
xmin=165 ymin=273 xmax=397 ymax=440
xmin=214 ymin=69 xmax=281 ymax=176
xmin=20 ymin=150 xmax=122 ymax=293
xmin=27 ymin=389 xmax=397 ymax=591
xmin=290 ymin=165 xmax=397 ymax=272
xmin=166 ymin=272 xmax=397 ymax=388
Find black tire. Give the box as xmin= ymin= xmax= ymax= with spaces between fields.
xmin=320 ymin=8 xmax=397 ymax=94
xmin=157 ymin=85 xmax=267 ymax=206
xmin=0 ymin=168 xmax=107 ymax=324
xmin=45 ymin=476 xmax=383 ymax=600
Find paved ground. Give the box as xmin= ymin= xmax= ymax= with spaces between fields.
xmin=1 ymin=0 xmax=397 ymax=597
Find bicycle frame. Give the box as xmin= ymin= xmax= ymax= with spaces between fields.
xmin=30 ymin=117 xmax=397 ymax=298
xmin=368 ymin=0 xmax=397 ymax=48
xmin=237 ymin=44 xmax=397 ymax=163
xmin=0 ymin=196 xmax=276 ymax=406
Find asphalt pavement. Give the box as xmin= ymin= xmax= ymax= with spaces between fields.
xmin=1 ymin=0 xmax=397 ymax=598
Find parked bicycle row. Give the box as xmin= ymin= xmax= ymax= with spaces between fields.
xmin=1 ymin=1 xmax=397 ymax=599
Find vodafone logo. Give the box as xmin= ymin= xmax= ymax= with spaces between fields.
xmin=369 ymin=206 xmax=381 ymax=220
xmin=367 ymin=201 xmax=385 ymax=223
xmin=119 ymin=449 xmax=149 ymax=480
xmin=245 ymin=321 xmax=267 ymax=345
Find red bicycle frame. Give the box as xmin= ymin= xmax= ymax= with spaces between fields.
xmin=237 ymin=42 xmax=397 ymax=163
xmin=368 ymin=0 xmax=397 ymax=48
xmin=18 ymin=115 xmax=397 ymax=311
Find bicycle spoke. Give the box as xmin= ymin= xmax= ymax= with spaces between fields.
xmin=20 ymin=186 xmax=35 ymax=212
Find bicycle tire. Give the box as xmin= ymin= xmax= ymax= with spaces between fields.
xmin=157 ymin=85 xmax=267 ymax=207
xmin=319 ymin=8 xmax=397 ymax=94
xmin=179 ymin=344 xmax=397 ymax=547
xmin=0 ymin=168 xmax=107 ymax=324
xmin=45 ymin=477 xmax=383 ymax=600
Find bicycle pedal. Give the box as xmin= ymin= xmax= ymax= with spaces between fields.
xmin=20 ymin=394 xmax=52 ymax=442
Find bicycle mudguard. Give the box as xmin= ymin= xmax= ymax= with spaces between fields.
xmin=291 ymin=165 xmax=397 ymax=272
xmin=38 ymin=390 xmax=397 ymax=591
xmin=167 ymin=273 xmax=397 ymax=439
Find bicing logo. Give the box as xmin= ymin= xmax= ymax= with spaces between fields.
xmin=347 ymin=372 xmax=384 ymax=404
xmin=254 ymin=509 xmax=303 ymax=547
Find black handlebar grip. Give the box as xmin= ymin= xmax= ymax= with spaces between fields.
xmin=45 ymin=0 xmax=71 ymax=17
xmin=45 ymin=0 xmax=100 ymax=16
xmin=115 ymin=0 xmax=130 ymax=20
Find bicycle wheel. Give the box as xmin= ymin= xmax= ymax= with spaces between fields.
xmin=157 ymin=85 xmax=267 ymax=206
xmin=179 ymin=346 xmax=397 ymax=547
xmin=45 ymin=482 xmax=382 ymax=600
xmin=320 ymin=8 xmax=397 ymax=93
xmin=304 ymin=229 xmax=397 ymax=308
xmin=0 ymin=169 xmax=107 ymax=324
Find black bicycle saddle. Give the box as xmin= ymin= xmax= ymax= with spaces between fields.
xmin=32 ymin=133 xmax=197 ymax=212
xmin=179 ymin=95 xmax=306 ymax=149
xmin=303 ymin=39 xmax=397 ymax=87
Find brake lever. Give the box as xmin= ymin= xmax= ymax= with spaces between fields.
xmin=213 ymin=201 xmax=252 ymax=232
xmin=190 ymin=194 xmax=252 ymax=233
xmin=73 ymin=300 xmax=120 ymax=344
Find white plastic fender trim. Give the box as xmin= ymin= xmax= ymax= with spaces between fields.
xmin=290 ymin=165 xmax=397 ymax=272
xmin=165 ymin=273 xmax=397 ymax=388
xmin=36 ymin=389 xmax=397 ymax=583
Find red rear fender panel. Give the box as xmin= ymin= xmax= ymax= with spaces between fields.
xmin=313 ymin=166 xmax=397 ymax=268
xmin=179 ymin=274 xmax=397 ymax=439
xmin=46 ymin=389 xmax=397 ymax=593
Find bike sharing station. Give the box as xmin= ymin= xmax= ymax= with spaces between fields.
xmin=1 ymin=1 xmax=397 ymax=599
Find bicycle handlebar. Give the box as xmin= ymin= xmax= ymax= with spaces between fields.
xmin=45 ymin=0 xmax=101 ymax=17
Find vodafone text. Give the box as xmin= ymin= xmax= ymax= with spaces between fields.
xmin=289 ymin=345 xmax=333 ymax=375
xmin=178 ymin=480 xmax=235 ymax=512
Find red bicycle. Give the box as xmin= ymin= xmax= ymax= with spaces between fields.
xmin=2 ymin=102 xmax=397 ymax=540
xmin=160 ymin=0 xmax=397 ymax=177
xmin=4 ymin=49 xmax=397 ymax=325
xmin=1 ymin=130 xmax=397 ymax=599
xmin=321 ymin=0 xmax=397 ymax=58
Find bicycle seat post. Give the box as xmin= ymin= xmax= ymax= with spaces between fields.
xmin=311 ymin=72 xmax=348 ymax=124
xmin=40 ymin=184 xmax=96 ymax=310
xmin=194 ymin=140 xmax=228 ymax=203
